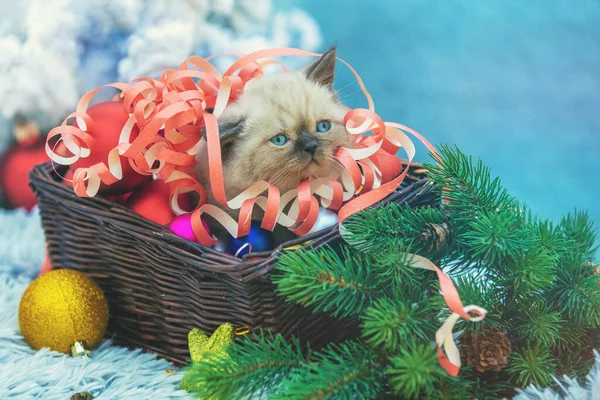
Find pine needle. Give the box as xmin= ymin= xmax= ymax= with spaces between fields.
xmin=273 ymin=246 xmax=381 ymax=318
xmin=273 ymin=341 xmax=383 ymax=400
xmin=184 ymin=332 xmax=308 ymax=399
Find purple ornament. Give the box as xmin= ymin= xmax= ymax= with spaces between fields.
xmin=169 ymin=214 xmax=210 ymax=243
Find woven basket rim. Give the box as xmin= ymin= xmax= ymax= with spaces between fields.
xmin=30 ymin=161 xmax=431 ymax=281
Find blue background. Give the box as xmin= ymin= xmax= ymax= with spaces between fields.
xmin=280 ymin=0 xmax=600 ymax=236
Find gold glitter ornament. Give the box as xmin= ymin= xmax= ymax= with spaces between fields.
xmin=18 ymin=269 xmax=109 ymax=355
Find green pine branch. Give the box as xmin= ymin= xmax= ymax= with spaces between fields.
xmin=460 ymin=210 xmax=534 ymax=267
xmin=551 ymin=254 xmax=600 ymax=328
xmin=495 ymin=247 xmax=557 ymax=299
xmin=528 ymin=214 xmax=571 ymax=257
xmin=561 ymin=210 xmax=598 ymax=258
xmin=188 ymin=333 xmax=385 ymax=400
xmin=513 ymin=301 xmax=564 ymax=348
xmin=256 ymin=145 xmax=600 ymax=399
xmin=554 ymin=325 xmax=587 ymax=351
xmin=360 ymin=297 xmax=436 ymax=352
xmin=273 ymin=341 xmax=383 ymax=400
xmin=273 ymin=246 xmax=381 ymax=318
xmin=370 ymin=245 xmax=437 ymax=292
xmin=457 ymin=368 xmax=514 ymax=400
xmin=184 ymin=332 xmax=308 ymax=399
xmin=385 ymin=340 xmax=446 ymax=399
xmin=342 ymin=203 xmax=449 ymax=257
xmin=506 ymin=346 xmax=557 ymax=388
xmin=424 ymin=145 xmax=518 ymax=226
xmin=552 ymin=335 xmax=595 ymax=379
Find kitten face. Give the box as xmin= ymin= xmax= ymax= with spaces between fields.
xmin=199 ymin=47 xmax=351 ymax=197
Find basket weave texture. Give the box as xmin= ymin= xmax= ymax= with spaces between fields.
xmin=30 ymin=161 xmax=437 ymax=365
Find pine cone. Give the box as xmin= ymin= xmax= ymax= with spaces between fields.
xmin=460 ymin=327 xmax=512 ymax=373
xmin=579 ymin=331 xmax=597 ymax=366
xmin=419 ymin=222 xmax=453 ymax=252
xmin=589 ymin=328 xmax=600 ymax=349
xmin=555 ymin=331 xmax=595 ymax=375
xmin=583 ymin=261 xmax=600 ymax=276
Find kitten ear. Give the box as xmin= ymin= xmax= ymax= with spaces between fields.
xmin=217 ymin=117 xmax=245 ymax=146
xmin=201 ymin=116 xmax=244 ymax=157
xmin=304 ymin=45 xmax=337 ymax=89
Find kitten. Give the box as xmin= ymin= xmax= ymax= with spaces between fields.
xmin=195 ymin=46 xmax=351 ymax=223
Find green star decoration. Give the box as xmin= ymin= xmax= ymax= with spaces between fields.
xmin=180 ymin=323 xmax=235 ymax=393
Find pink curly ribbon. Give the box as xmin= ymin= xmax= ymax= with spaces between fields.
xmin=187 ymin=49 xmax=436 ymax=245
xmin=45 ymin=48 xmax=485 ymax=375
xmin=45 ymin=48 xmax=426 ymax=244
xmin=408 ymin=254 xmax=487 ymax=376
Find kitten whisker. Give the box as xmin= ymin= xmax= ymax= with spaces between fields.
xmin=270 ymin=161 xmax=301 ymax=189
xmin=308 ymin=165 xmax=319 ymax=180
xmin=335 ymin=80 xmax=358 ymax=94
xmin=327 ymin=155 xmax=346 ymax=174
xmin=338 ymin=88 xmax=365 ymax=102
xmin=269 ymin=164 xmax=294 ymax=187
xmin=268 ymin=168 xmax=284 ymax=186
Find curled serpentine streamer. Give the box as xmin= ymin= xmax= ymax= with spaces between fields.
xmin=45 ymin=48 xmax=485 ymax=375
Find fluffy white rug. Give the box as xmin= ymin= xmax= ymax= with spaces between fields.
xmin=0 ymin=209 xmax=191 ymax=400
xmin=2 ymin=208 xmax=600 ymax=399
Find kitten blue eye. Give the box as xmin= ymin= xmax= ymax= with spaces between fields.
xmin=316 ymin=120 xmax=331 ymax=133
xmin=270 ymin=134 xmax=289 ymax=146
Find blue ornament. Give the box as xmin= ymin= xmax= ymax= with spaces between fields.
xmin=229 ymin=221 xmax=274 ymax=257
xmin=307 ymin=208 xmax=339 ymax=234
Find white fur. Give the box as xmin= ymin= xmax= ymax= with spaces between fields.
xmin=0 ymin=0 xmax=322 ymax=154
xmin=0 ymin=208 xmax=191 ymax=399
xmin=0 ymin=208 xmax=45 ymax=279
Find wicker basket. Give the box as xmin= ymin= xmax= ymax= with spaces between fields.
xmin=30 ymin=161 xmax=438 ymax=365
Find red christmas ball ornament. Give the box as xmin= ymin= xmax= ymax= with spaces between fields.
xmin=0 ymin=136 xmax=49 ymax=210
xmin=125 ymin=180 xmax=174 ymax=225
xmin=70 ymin=101 xmax=149 ymax=195
xmin=106 ymin=192 xmax=132 ymax=206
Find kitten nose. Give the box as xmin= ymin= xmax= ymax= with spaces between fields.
xmin=297 ymin=135 xmax=319 ymax=156
xmin=303 ymin=142 xmax=318 ymax=155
